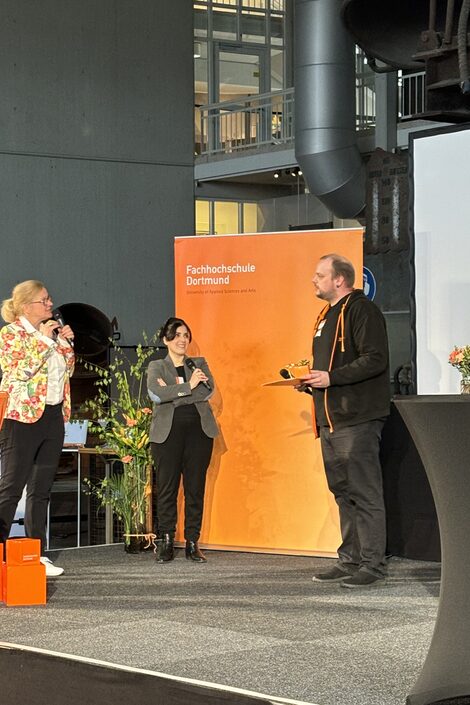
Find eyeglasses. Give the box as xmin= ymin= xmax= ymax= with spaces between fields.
xmin=29 ymin=297 xmax=52 ymax=306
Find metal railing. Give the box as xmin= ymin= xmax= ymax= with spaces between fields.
xmin=398 ymin=71 xmax=426 ymax=119
xmin=356 ymin=73 xmax=377 ymax=130
xmin=196 ymin=88 xmax=294 ymax=156
xmin=197 ymin=0 xmax=286 ymax=9
xmin=196 ymin=72 xmax=427 ymax=157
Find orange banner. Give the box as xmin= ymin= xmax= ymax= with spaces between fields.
xmin=175 ymin=229 xmax=363 ymax=555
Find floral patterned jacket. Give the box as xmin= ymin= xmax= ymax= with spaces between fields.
xmin=0 ymin=319 xmax=75 ymax=423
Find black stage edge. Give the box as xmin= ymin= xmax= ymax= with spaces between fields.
xmin=0 ymin=643 xmax=288 ymax=705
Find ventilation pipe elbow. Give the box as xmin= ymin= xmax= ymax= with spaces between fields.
xmin=294 ymin=0 xmax=366 ymax=219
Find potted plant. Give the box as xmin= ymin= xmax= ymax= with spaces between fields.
xmin=83 ymin=335 xmax=157 ymax=552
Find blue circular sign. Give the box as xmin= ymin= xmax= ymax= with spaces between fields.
xmin=363 ymin=266 xmax=376 ymax=301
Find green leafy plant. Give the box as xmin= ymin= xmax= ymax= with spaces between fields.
xmin=83 ymin=333 xmax=158 ymax=546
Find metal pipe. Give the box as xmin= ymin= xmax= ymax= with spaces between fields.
xmin=294 ymin=0 xmax=365 ymax=218
xmin=443 ymin=0 xmax=456 ymax=44
xmin=429 ymin=0 xmax=437 ymax=33
xmin=458 ymin=0 xmax=470 ymax=91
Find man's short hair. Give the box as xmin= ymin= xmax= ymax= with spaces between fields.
xmin=320 ymin=254 xmax=355 ymax=287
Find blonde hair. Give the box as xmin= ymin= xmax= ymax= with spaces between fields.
xmin=1 ymin=280 xmax=46 ymax=323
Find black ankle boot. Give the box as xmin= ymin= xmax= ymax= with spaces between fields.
xmin=156 ymin=533 xmax=174 ymax=563
xmin=185 ymin=540 xmax=207 ymax=563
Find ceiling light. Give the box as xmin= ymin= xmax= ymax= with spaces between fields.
xmin=274 ymin=172 xmax=280 ymax=179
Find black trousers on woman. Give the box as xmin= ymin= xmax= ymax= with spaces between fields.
xmin=150 ymin=406 xmax=213 ymax=542
xmin=0 ymin=404 xmax=65 ymax=553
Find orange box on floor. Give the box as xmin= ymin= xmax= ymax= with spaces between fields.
xmin=6 ymin=538 xmax=40 ymax=566
xmin=2 ymin=562 xmax=46 ymax=606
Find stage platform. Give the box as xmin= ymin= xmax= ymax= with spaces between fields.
xmin=0 ymin=545 xmax=440 ymax=705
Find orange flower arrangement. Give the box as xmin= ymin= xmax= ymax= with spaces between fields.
xmin=449 ymin=346 xmax=470 ymax=378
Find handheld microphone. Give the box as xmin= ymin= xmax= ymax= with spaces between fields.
xmin=186 ymin=357 xmax=211 ymax=391
xmin=52 ymin=308 xmax=74 ymax=347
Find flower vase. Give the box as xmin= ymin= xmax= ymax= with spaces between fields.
xmin=461 ymin=376 xmax=470 ymax=394
xmin=124 ymin=536 xmax=144 ymax=554
xmin=123 ymin=524 xmax=146 ymax=553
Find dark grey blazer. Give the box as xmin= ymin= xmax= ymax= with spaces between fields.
xmin=147 ymin=355 xmax=219 ymax=443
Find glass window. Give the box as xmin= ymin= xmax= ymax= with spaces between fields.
xmin=355 ymin=46 xmax=376 ymax=129
xmin=195 ymin=41 xmax=208 ymax=105
xmin=270 ymin=48 xmax=283 ymax=91
xmin=196 ymin=200 xmax=211 ymax=235
xmin=242 ymin=0 xmax=267 ymax=8
xmin=213 ymin=7 xmax=238 ymax=41
xmin=214 ymin=201 xmax=239 ymax=235
xmin=194 ymin=7 xmax=208 ymax=37
xmin=243 ymin=203 xmax=258 ymax=233
xmin=196 ymin=200 xmax=258 ymax=235
xmin=219 ymin=51 xmax=261 ymax=101
xmin=241 ymin=11 xmax=266 ymax=43
xmin=194 ymin=41 xmax=208 ymax=155
xmin=270 ymin=13 xmax=284 ymax=45
xmin=193 ymin=0 xmax=289 ymax=154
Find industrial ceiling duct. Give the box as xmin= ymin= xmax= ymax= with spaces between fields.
xmin=294 ymin=0 xmax=365 ymax=219
xmin=340 ymin=0 xmax=428 ymax=71
xmin=341 ymin=0 xmax=470 ymax=119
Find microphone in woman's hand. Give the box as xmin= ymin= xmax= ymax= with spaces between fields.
xmin=52 ymin=308 xmax=74 ymax=347
xmin=186 ymin=358 xmax=211 ymax=390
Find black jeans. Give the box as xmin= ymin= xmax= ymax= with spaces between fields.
xmin=151 ymin=409 xmax=213 ymax=542
xmin=320 ymin=419 xmax=387 ymax=577
xmin=0 ymin=404 xmax=65 ymax=553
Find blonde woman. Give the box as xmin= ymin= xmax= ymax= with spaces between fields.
xmin=0 ymin=280 xmax=75 ymax=577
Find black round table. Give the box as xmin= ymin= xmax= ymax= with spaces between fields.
xmin=394 ymin=395 xmax=470 ymax=705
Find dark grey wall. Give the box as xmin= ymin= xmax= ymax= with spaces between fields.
xmin=258 ymin=193 xmax=331 ymax=231
xmin=0 ymin=0 xmax=194 ymax=342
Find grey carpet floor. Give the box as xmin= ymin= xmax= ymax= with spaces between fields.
xmin=0 ymin=545 xmax=440 ymax=705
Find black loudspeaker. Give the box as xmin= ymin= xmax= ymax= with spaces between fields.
xmin=55 ymin=302 xmax=113 ymax=417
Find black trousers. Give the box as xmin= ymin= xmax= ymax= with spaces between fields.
xmin=0 ymin=404 xmax=65 ymax=553
xmin=150 ymin=410 xmax=213 ymax=541
xmin=320 ymin=418 xmax=387 ymax=577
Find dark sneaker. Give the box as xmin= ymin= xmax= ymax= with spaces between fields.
xmin=340 ymin=571 xmax=385 ymax=589
xmin=312 ymin=566 xmax=352 ymax=583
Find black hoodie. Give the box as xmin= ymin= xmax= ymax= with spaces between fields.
xmin=312 ymin=289 xmax=390 ymax=431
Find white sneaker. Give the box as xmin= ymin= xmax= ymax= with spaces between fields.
xmin=40 ymin=557 xmax=64 ymax=577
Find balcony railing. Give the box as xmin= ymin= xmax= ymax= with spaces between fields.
xmin=196 ymin=72 xmax=427 ymax=158
xmin=356 ymin=72 xmax=376 ymax=130
xmin=398 ymin=71 xmax=426 ymax=119
xmin=196 ymin=88 xmax=295 ymax=157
